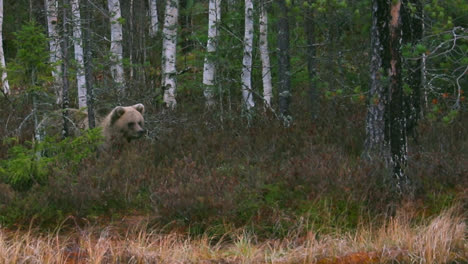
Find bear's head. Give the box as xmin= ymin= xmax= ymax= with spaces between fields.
xmin=109 ymin=103 xmax=146 ymax=142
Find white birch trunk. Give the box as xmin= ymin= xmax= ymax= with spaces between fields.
xmin=0 ymin=0 xmax=9 ymax=95
xmin=45 ymin=0 xmax=62 ymax=104
xmin=259 ymin=3 xmax=272 ymax=108
xmin=241 ymin=0 xmax=254 ymax=109
xmin=161 ymin=0 xmax=179 ymax=109
xmin=108 ymin=0 xmax=125 ymax=92
xmin=148 ymin=0 xmax=159 ymax=37
xmin=202 ymin=0 xmax=221 ymax=107
xmin=71 ymin=0 xmax=87 ymax=109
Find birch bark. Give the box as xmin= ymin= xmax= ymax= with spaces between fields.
xmin=259 ymin=2 xmax=272 ymax=108
xmin=241 ymin=0 xmax=254 ymax=109
xmin=71 ymin=0 xmax=87 ymax=109
xmin=108 ymin=0 xmax=125 ymax=93
xmin=148 ymin=0 xmax=159 ymax=37
xmin=161 ymin=0 xmax=179 ymax=109
xmin=45 ymin=0 xmax=62 ymax=104
xmin=0 ymin=0 xmax=9 ymax=95
xmin=202 ymin=0 xmax=221 ymax=107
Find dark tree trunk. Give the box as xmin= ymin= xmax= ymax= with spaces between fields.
xmin=61 ymin=0 xmax=70 ymax=138
xmin=388 ymin=1 xmax=410 ymax=194
xmin=364 ymin=0 xmax=412 ymax=196
xmin=402 ymin=0 xmax=423 ymax=141
xmin=277 ymin=0 xmax=291 ymax=122
xmin=83 ymin=0 xmax=95 ymax=128
xmin=305 ymin=2 xmax=318 ymax=119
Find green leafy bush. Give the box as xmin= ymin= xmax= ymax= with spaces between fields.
xmin=0 ymin=129 xmax=103 ymax=191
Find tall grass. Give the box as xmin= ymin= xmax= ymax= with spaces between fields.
xmin=0 ymin=205 xmax=465 ymax=263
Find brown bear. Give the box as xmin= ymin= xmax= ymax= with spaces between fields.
xmin=100 ymin=104 xmax=146 ymax=146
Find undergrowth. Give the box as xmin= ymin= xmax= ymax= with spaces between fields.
xmin=0 ymin=97 xmax=466 ymax=241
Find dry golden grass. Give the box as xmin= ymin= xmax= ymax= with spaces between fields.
xmin=0 ymin=206 xmax=465 ymax=264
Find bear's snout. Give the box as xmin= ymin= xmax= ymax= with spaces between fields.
xmin=137 ymin=129 xmax=146 ymax=137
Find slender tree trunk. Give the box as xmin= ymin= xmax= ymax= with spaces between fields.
xmin=62 ymin=0 xmax=70 ymax=138
xmin=31 ymin=70 xmax=43 ymax=142
xmin=161 ymin=0 xmax=179 ymax=109
xmin=45 ymin=0 xmax=63 ymax=104
xmin=0 ymin=0 xmax=9 ymax=96
xmin=421 ymin=45 xmax=427 ymax=111
xmin=83 ymin=0 xmax=95 ymax=128
xmin=364 ymin=0 xmax=389 ymax=161
xmin=202 ymin=0 xmax=221 ymax=107
xmin=148 ymin=0 xmax=159 ymax=37
xmin=71 ymin=0 xmax=87 ymax=109
xmin=259 ymin=1 xmax=272 ymax=109
xmin=421 ymin=8 xmax=428 ymax=111
xmin=277 ymin=0 xmax=291 ymax=124
xmin=402 ymin=0 xmax=423 ymax=140
xmin=305 ymin=3 xmax=317 ymax=118
xmin=129 ymin=0 xmax=134 ymax=80
xmin=241 ymin=0 xmax=255 ymax=110
xmin=108 ymin=0 xmax=125 ymax=94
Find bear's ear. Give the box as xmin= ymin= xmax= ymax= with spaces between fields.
xmin=110 ymin=106 xmax=125 ymax=125
xmin=132 ymin=104 xmax=145 ymax=114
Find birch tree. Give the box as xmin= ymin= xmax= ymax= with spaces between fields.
xmin=71 ymin=0 xmax=86 ymax=109
xmin=108 ymin=0 xmax=125 ymax=94
xmin=148 ymin=0 xmax=159 ymax=37
xmin=202 ymin=0 xmax=221 ymax=107
xmin=259 ymin=1 xmax=272 ymax=108
xmin=161 ymin=0 xmax=179 ymax=109
xmin=0 ymin=0 xmax=9 ymax=96
xmin=241 ymin=0 xmax=254 ymax=110
xmin=45 ymin=0 xmax=62 ymax=104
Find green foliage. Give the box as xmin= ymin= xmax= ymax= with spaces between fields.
xmin=0 ymin=141 xmax=49 ymax=191
xmin=442 ymin=110 xmax=458 ymax=124
xmin=0 ymin=129 xmax=103 ymax=191
xmin=7 ymin=21 xmax=52 ymax=91
xmin=116 ymin=17 xmax=126 ymax=25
